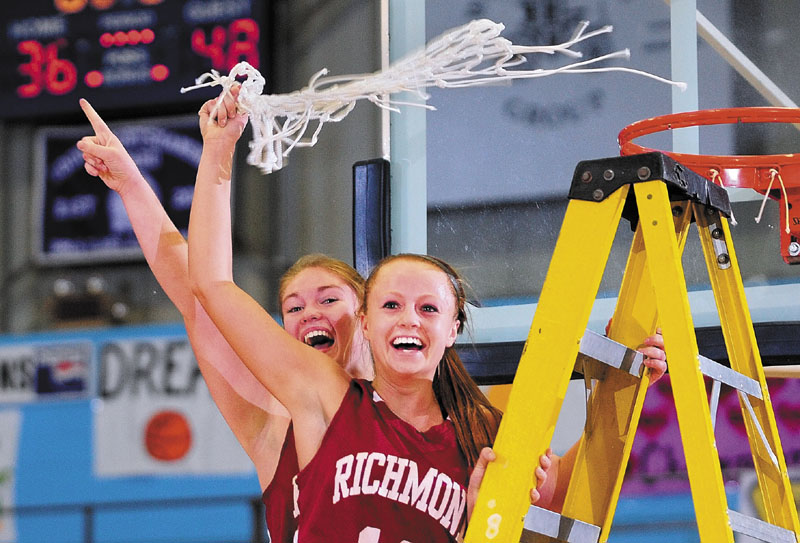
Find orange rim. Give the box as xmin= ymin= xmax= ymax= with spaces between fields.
xmin=618 ymin=107 xmax=800 ymax=190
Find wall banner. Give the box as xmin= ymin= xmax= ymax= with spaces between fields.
xmin=93 ymin=332 xmax=253 ymax=477
xmin=0 ymin=409 xmax=21 ymax=543
xmin=0 ymin=341 xmax=91 ymax=404
xmin=623 ymin=375 xmax=800 ymax=494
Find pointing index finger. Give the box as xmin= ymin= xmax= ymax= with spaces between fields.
xmin=79 ymin=98 xmax=112 ymax=138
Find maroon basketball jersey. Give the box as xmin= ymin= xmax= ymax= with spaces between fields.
xmin=262 ymin=424 xmax=299 ymax=542
xmin=294 ymin=379 xmax=469 ymax=542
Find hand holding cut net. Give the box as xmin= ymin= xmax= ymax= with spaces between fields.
xmin=182 ymin=19 xmax=686 ymax=174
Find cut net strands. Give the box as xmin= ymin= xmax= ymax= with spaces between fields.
xmin=709 ymin=166 xmax=792 ymax=234
xmin=755 ymin=168 xmax=791 ymax=234
xmin=182 ymin=19 xmax=687 ymax=175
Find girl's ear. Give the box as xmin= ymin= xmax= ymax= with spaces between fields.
xmin=359 ymin=311 xmax=369 ymax=340
xmin=445 ymin=319 xmax=459 ymax=348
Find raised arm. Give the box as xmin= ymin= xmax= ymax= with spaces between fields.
xmin=77 ymin=99 xmax=196 ymax=315
xmin=187 ymin=90 xmax=349 ymax=466
xmin=76 ymin=98 xmax=289 ymax=488
xmin=186 ymin=298 xmax=290 ymax=488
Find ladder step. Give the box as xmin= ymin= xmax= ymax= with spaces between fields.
xmin=577 ymin=331 xmax=763 ymax=401
xmin=699 ymin=355 xmax=762 ymax=399
xmin=577 ymin=330 xmax=644 ymax=378
xmin=727 ymin=509 xmax=797 ymax=543
xmin=520 ymin=505 xmax=601 ymax=543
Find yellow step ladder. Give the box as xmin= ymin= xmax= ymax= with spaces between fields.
xmin=465 ymin=152 xmax=800 ymax=543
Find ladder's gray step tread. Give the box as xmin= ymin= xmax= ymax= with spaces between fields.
xmin=520 ymin=505 xmax=600 ymax=543
xmin=578 ymin=330 xmax=764 ymax=400
xmin=578 ymin=330 xmax=643 ymax=378
xmin=700 ymin=355 xmax=762 ymax=399
xmin=728 ymin=509 xmax=797 ymax=543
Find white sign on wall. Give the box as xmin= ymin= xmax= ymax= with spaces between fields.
xmin=0 ymin=409 xmax=21 ymax=543
xmin=93 ymin=335 xmax=253 ymax=477
xmin=426 ymin=0 xmax=733 ymax=205
xmin=0 ymin=342 xmax=91 ymax=404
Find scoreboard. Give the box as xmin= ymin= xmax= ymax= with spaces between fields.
xmin=0 ymin=0 xmax=268 ymax=120
xmin=34 ymin=117 xmax=208 ymax=265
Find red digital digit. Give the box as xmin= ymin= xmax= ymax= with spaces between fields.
xmin=191 ymin=26 xmax=227 ymax=71
xmin=17 ymin=40 xmax=45 ymax=98
xmin=16 ymin=39 xmax=78 ymax=99
xmin=44 ymin=40 xmax=78 ymax=95
xmin=226 ymin=18 xmax=259 ymax=70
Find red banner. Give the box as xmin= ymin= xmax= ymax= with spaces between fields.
xmin=623 ymin=375 xmax=800 ymax=494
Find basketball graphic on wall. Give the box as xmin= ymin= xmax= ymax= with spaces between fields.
xmin=144 ymin=410 xmax=192 ymax=461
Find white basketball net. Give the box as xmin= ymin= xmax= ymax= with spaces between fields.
xmin=182 ymin=19 xmax=687 ymax=174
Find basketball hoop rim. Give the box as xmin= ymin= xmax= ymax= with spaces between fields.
xmin=618 ymin=107 xmax=800 ymax=174
xmin=620 ymin=107 xmax=800 ymax=264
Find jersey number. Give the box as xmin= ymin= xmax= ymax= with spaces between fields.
xmin=359 ymin=527 xmax=412 ymax=543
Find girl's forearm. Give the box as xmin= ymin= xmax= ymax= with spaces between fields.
xmin=117 ymin=170 xmax=195 ymax=315
xmin=189 ymin=140 xmax=237 ymax=291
